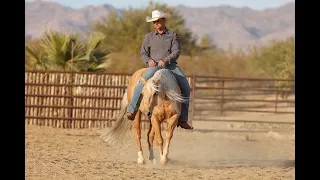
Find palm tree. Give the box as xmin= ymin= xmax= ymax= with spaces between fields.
xmin=25 ymin=30 xmax=110 ymax=72
xmin=76 ymin=32 xmax=110 ymax=72
xmin=25 ymin=43 xmax=49 ymax=70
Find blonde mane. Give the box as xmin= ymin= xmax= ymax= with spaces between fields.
xmin=145 ymin=69 xmax=188 ymax=114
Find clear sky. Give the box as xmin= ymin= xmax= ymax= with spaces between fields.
xmin=26 ymin=0 xmax=295 ymax=10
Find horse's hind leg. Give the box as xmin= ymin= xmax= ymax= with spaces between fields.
xmin=147 ymin=123 xmax=156 ymax=164
xmin=162 ymin=114 xmax=179 ymax=164
xmin=133 ymin=110 xmax=144 ymax=164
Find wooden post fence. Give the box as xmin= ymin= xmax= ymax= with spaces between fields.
xmin=25 ymin=71 xmax=295 ymax=130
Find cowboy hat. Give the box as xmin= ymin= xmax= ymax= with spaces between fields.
xmin=146 ymin=10 xmax=170 ymax=22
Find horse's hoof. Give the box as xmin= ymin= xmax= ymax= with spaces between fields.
xmin=137 ymin=151 xmax=145 ymax=164
xmin=149 ymin=158 xmax=157 ymax=165
xmin=160 ymin=156 xmax=167 ymax=165
xmin=137 ymin=157 xmax=145 ymax=164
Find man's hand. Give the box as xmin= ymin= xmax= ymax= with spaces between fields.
xmin=148 ymin=60 xmax=156 ymax=67
xmin=158 ymin=60 xmax=166 ymax=67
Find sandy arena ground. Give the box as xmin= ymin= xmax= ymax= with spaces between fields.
xmin=25 ymin=124 xmax=294 ymax=180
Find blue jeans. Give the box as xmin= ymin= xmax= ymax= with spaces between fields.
xmin=127 ymin=63 xmax=190 ymax=121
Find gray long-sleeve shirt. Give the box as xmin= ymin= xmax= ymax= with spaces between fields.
xmin=140 ymin=28 xmax=181 ymax=66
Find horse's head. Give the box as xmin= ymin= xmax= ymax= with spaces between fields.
xmin=141 ymin=75 xmax=161 ymax=113
xmin=141 ymin=69 xmax=185 ymax=114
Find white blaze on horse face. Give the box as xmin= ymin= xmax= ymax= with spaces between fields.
xmin=149 ymin=94 xmax=157 ymax=112
xmin=141 ymin=82 xmax=158 ymax=113
xmin=141 ymin=86 xmax=154 ymax=112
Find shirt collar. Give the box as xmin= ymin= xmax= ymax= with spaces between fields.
xmin=154 ymin=27 xmax=169 ymax=35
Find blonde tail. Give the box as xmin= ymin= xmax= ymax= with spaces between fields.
xmin=99 ymin=91 xmax=132 ymax=145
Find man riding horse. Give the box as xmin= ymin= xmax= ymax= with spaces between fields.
xmin=126 ymin=10 xmax=193 ymax=130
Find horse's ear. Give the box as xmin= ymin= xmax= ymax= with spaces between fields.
xmin=153 ymin=76 xmax=161 ymax=85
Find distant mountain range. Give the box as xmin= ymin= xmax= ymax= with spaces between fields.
xmin=25 ymin=0 xmax=295 ymax=50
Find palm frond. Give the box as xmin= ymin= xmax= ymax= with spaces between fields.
xmin=81 ymin=32 xmax=106 ymax=61
xmin=25 ymin=44 xmax=48 ymax=70
xmin=40 ymin=29 xmax=86 ymax=70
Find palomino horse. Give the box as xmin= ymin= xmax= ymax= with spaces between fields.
xmin=100 ymin=68 xmax=187 ymax=165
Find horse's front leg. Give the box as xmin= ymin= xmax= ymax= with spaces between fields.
xmin=147 ymin=121 xmax=156 ymax=164
xmin=133 ymin=110 xmax=144 ymax=164
xmin=151 ymin=107 xmax=164 ymax=164
xmin=162 ymin=114 xmax=179 ymax=164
